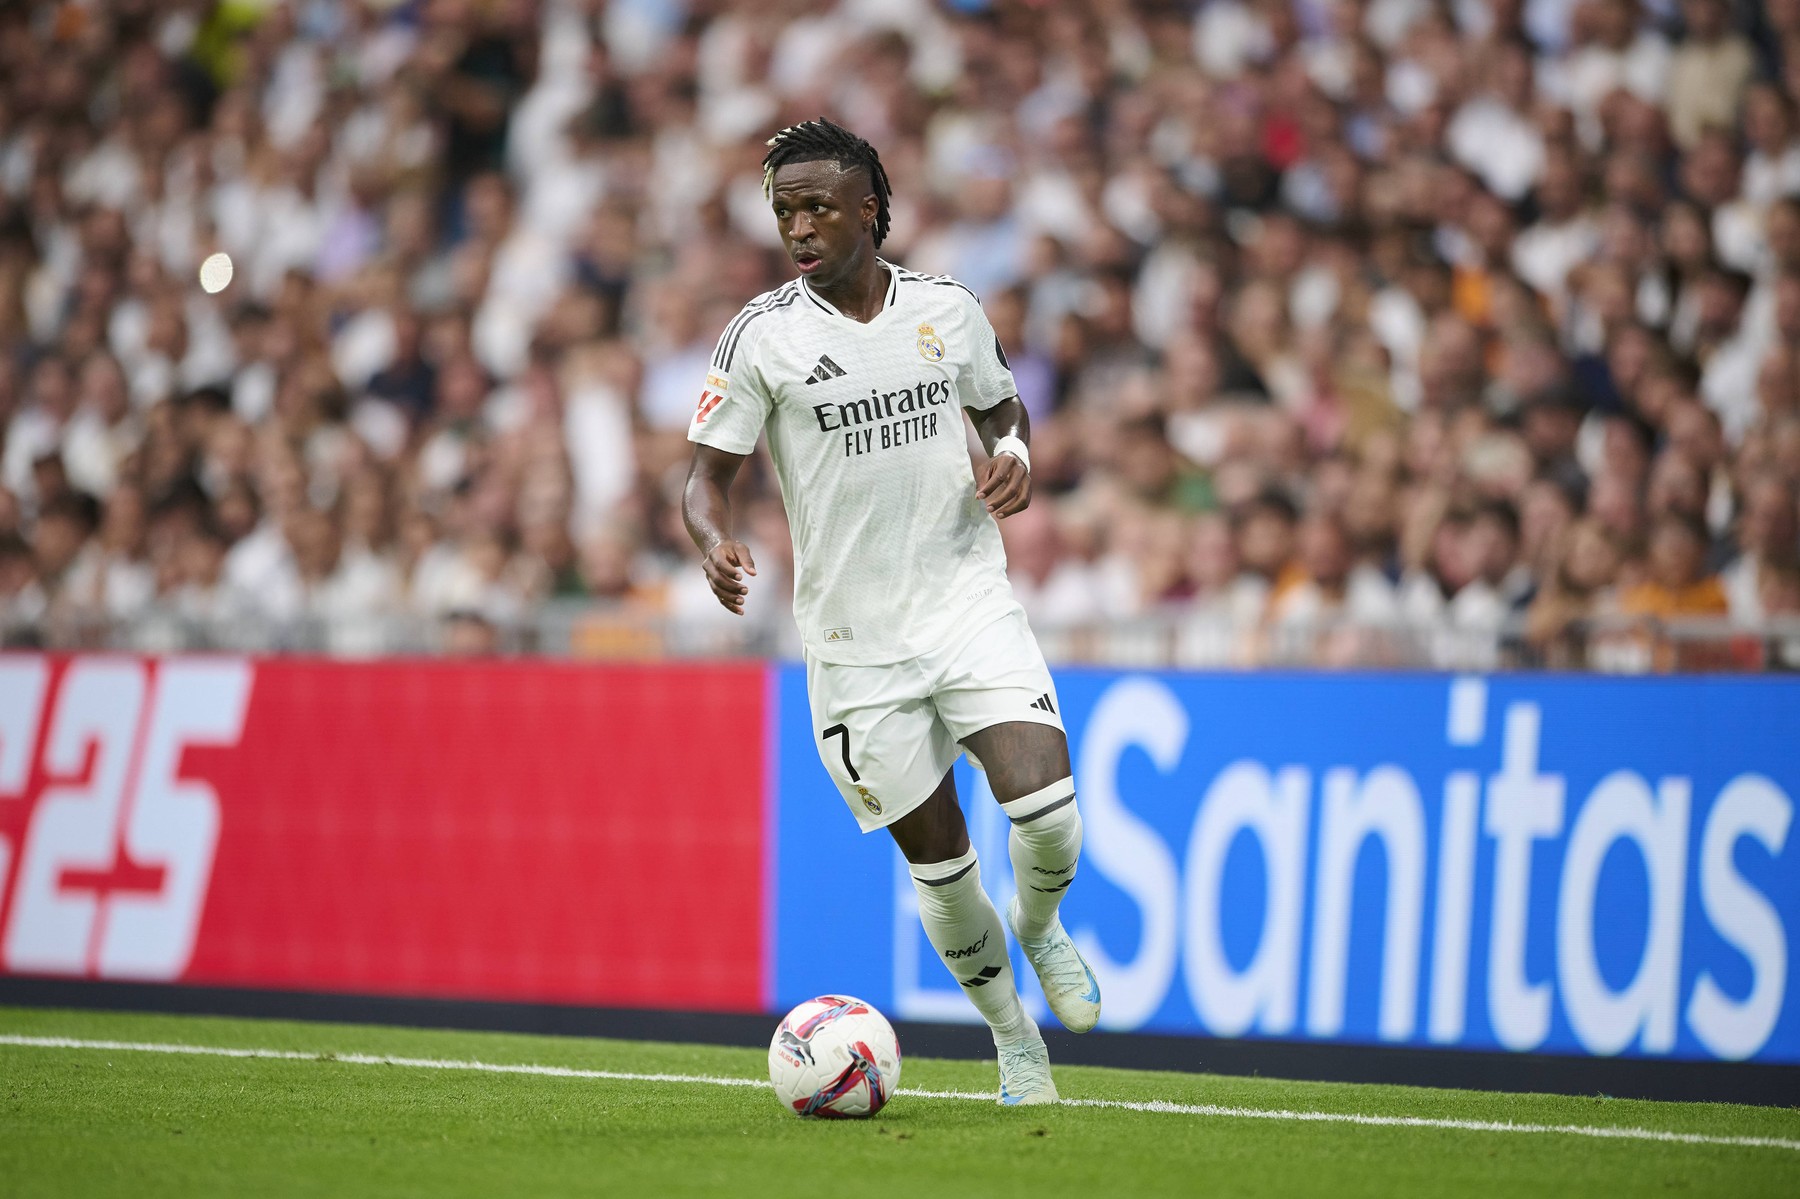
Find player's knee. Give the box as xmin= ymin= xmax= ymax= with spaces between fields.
xmin=885 ymin=770 xmax=969 ymax=863
xmin=891 ymin=822 xmax=966 ymax=865
xmin=905 ymin=845 xmax=982 ymax=909
xmin=990 ymin=766 xmax=1071 ymax=807
xmin=998 ymin=775 xmax=1077 ymax=829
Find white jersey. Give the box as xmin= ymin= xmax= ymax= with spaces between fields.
xmin=688 ymin=261 xmax=1021 ymax=665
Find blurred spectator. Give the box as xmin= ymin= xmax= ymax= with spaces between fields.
xmin=1270 ymin=510 xmax=1397 ymax=626
xmin=0 ymin=531 xmax=44 ymax=640
xmin=169 ymin=517 xmax=256 ymax=635
xmin=1667 ymin=0 xmax=1755 ymax=149
xmin=1722 ymin=475 xmax=1800 ymax=620
xmin=1620 ymin=512 xmax=1731 ymax=618
xmin=1526 ymin=516 xmax=1628 ymax=664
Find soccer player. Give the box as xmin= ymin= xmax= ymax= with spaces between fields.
xmin=683 ymin=119 xmax=1099 ymax=1106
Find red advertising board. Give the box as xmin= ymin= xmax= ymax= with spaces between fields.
xmin=0 ymin=656 xmax=767 ymax=1012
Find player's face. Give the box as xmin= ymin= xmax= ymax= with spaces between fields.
xmin=770 ymin=160 xmax=878 ymax=287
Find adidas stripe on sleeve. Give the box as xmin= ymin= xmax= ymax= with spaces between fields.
xmin=688 ymin=283 xmax=800 ymax=455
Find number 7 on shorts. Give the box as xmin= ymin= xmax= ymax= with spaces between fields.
xmin=821 ymin=723 xmax=861 ymax=783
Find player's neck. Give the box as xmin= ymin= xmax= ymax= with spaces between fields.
xmin=807 ymin=248 xmax=888 ymax=324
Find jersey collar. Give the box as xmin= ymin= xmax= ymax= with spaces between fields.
xmin=801 ymin=258 xmax=899 ymax=323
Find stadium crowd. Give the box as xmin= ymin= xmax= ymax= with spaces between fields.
xmin=1 ymin=0 xmax=1799 ymax=667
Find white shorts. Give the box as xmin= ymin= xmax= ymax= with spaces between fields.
xmin=803 ymin=607 xmax=1065 ymax=833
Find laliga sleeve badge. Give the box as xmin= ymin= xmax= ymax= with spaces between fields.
xmin=694 ymin=372 xmax=729 ymax=423
xmin=856 ymin=786 xmax=883 ymax=815
xmin=916 ymin=324 xmax=946 ymax=362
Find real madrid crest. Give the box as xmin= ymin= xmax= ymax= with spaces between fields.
xmin=916 ymin=323 xmax=946 ymax=362
xmin=856 ymin=786 xmax=883 ymax=815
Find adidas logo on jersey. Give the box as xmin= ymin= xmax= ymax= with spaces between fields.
xmin=803 ymin=355 xmax=847 ymax=385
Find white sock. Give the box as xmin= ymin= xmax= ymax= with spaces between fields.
xmin=908 ymin=847 xmax=1032 ymax=1045
xmin=1003 ymin=778 xmax=1081 ymax=943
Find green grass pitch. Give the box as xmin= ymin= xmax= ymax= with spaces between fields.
xmin=2 ymin=1007 xmax=1797 ymax=1198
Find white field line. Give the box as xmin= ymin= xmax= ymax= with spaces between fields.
xmin=4 ymin=1033 xmax=1797 ymax=1154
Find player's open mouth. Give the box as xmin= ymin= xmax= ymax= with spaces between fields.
xmin=794 ymin=252 xmax=823 ymax=273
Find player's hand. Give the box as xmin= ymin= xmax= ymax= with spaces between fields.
xmin=976 ymin=452 xmax=1031 ymax=518
xmin=702 ymin=540 xmax=757 ymax=615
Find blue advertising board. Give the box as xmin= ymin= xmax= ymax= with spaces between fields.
xmin=771 ymin=669 xmax=1800 ymax=1063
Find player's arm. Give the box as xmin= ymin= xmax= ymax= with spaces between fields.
xmin=683 ymin=445 xmax=758 ymax=615
xmin=968 ymin=397 xmax=1032 ymax=519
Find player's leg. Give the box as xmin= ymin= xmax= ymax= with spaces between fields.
xmin=890 ymin=775 xmax=1054 ymax=1105
xmin=961 ymin=719 xmax=1098 ymax=1033
xmin=935 ymin=611 xmax=1100 ymax=1035
xmin=804 ymin=652 xmax=1047 ymax=1103
xmin=961 ymin=720 xmax=1082 ymax=929
xmin=887 ymin=775 xmax=1041 ymax=1058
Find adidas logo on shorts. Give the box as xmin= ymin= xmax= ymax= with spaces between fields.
xmin=1028 ymin=693 xmax=1056 ymax=714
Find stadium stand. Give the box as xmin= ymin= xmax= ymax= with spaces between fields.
xmin=1 ymin=0 xmax=1798 ymax=669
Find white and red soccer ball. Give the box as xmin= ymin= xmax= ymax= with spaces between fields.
xmin=768 ymin=995 xmax=902 ymax=1118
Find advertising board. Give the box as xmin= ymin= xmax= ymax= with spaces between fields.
xmin=774 ymin=669 xmax=1799 ymax=1063
xmin=0 ymin=656 xmax=767 ymax=1012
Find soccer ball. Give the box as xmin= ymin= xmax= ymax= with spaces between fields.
xmin=768 ymin=994 xmax=902 ymax=1118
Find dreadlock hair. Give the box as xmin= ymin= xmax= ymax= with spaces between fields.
xmin=762 ymin=118 xmax=893 ymax=247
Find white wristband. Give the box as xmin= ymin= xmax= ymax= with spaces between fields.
xmin=992 ymin=435 xmax=1030 ymax=473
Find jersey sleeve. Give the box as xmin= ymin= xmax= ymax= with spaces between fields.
xmin=686 ymin=316 xmax=772 ymax=455
xmin=955 ymin=290 xmax=1019 ymax=412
